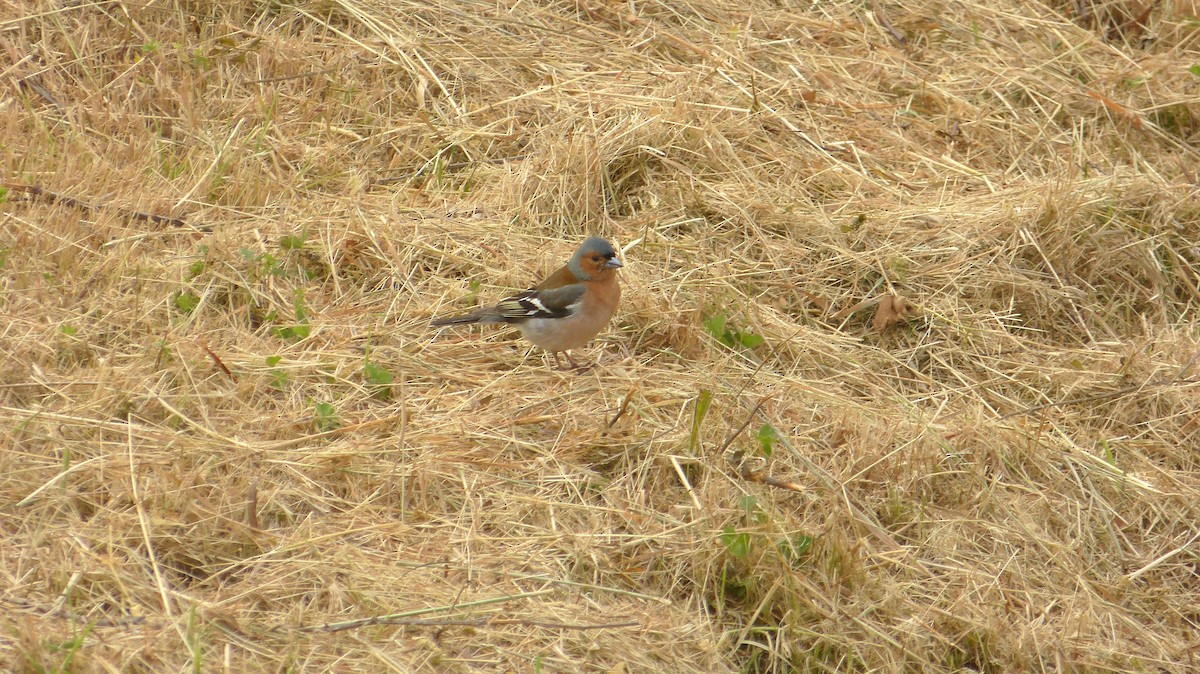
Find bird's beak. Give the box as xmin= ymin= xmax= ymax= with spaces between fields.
xmin=604 ymin=257 xmax=624 ymax=269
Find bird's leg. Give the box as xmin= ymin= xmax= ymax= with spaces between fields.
xmin=551 ymin=352 xmax=589 ymax=371
xmin=566 ymin=352 xmax=594 ymax=371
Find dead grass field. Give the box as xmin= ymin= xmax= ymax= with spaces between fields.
xmin=3 ymin=0 xmax=1200 ymax=671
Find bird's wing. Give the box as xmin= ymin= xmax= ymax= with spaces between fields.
xmin=493 ymin=283 xmax=585 ymax=320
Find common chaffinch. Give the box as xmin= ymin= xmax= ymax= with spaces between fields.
xmin=431 ymin=236 xmax=623 ymax=369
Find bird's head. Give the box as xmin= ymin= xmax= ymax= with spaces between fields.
xmin=569 ymin=236 xmax=623 ymax=280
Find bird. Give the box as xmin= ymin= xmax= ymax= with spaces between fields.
xmin=430 ymin=236 xmax=623 ymax=370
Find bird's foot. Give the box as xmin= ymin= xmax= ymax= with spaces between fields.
xmin=553 ymin=352 xmax=591 ymax=372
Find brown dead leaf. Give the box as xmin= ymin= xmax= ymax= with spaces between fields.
xmin=830 ymin=295 xmax=877 ymax=323
xmin=197 ymin=336 xmax=233 ymax=378
xmin=1086 ymin=90 xmax=1143 ymax=129
xmin=801 ymin=289 xmax=830 ymax=313
xmin=872 ymin=293 xmax=917 ymax=332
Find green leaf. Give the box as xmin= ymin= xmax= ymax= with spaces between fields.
xmin=705 ymin=313 xmax=763 ymax=349
xmin=264 ymin=357 xmax=287 ymax=388
xmin=45 ymin=619 xmax=94 ymax=670
xmin=279 ymin=231 xmax=307 ymax=250
xmin=688 ymin=389 xmax=713 ymax=454
xmin=779 ymin=534 xmax=814 ymax=564
xmin=292 ymin=289 xmax=307 ymax=322
xmin=274 ymin=291 xmax=311 ymax=340
xmin=720 ymin=525 xmax=751 ymax=558
xmin=1100 ymin=438 xmax=1117 ymax=466
xmin=703 ymin=314 xmax=735 ymax=346
xmin=274 ymin=323 xmax=310 ymax=340
xmin=190 ymin=50 xmax=210 ymax=69
xmin=269 ymin=369 xmax=289 ymax=390
xmin=1190 ymin=64 xmax=1200 ymax=78
xmin=313 ymin=401 xmax=340 ymax=432
xmin=155 ymin=339 xmax=172 ymax=362
xmin=738 ymin=495 xmax=758 ymax=517
xmin=703 ymin=313 xmax=726 ymax=338
xmin=187 ymin=259 xmax=206 ymax=278
xmin=737 ymin=331 xmax=764 ymax=348
xmin=364 ymin=361 xmax=394 ymax=386
xmin=756 ymin=423 xmax=779 ymax=457
xmin=60 ymin=324 xmax=78 ymax=336
xmin=364 ymin=360 xmax=394 ymax=400
xmin=174 ymin=290 xmax=200 ymax=314
xmin=261 ymin=252 xmax=283 ymax=277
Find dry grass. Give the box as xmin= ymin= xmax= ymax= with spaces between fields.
xmin=3 ymin=0 xmax=1200 ymax=671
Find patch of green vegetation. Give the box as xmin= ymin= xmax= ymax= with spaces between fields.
xmin=26 ymin=620 xmax=95 ymax=674
xmin=756 ymin=423 xmax=779 ymax=458
xmin=703 ymin=313 xmax=763 ymax=349
xmin=235 ymin=233 xmax=329 ymax=282
xmin=719 ymin=493 xmax=815 ymax=570
xmin=187 ymin=604 xmax=204 ymax=674
xmin=189 ymin=48 xmax=212 ymax=70
xmin=279 ymin=230 xmax=307 ymax=251
xmin=242 ymin=246 xmax=282 ymax=278
xmin=272 ymin=289 xmax=311 ymax=340
xmin=187 ymin=258 xmax=206 ymax=278
xmin=687 ymin=388 xmax=712 ymax=454
xmin=186 ymin=245 xmax=209 ymax=279
xmin=313 ymin=401 xmax=339 ymax=432
xmin=1100 ymin=438 xmax=1118 ymax=467
xmin=153 ymin=339 xmax=172 ymax=366
xmin=886 ymin=254 xmax=910 ymax=281
xmin=157 ymin=142 xmax=190 ymax=179
xmin=1149 ymin=103 xmax=1196 ymax=140
xmin=719 ymin=525 xmax=750 ymax=558
xmin=266 ymin=355 xmax=289 ymax=390
xmin=206 ymin=158 xmax=233 ymax=197
xmin=363 ymin=351 xmax=394 ymax=400
xmin=174 ymin=289 xmax=200 ymax=314
xmin=739 ymin=494 xmax=765 ymax=523
xmin=778 ymin=534 xmax=814 ymax=564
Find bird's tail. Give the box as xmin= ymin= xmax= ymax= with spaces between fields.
xmin=430 ymin=312 xmax=480 ymax=327
xmin=430 ymin=308 xmax=502 ymax=327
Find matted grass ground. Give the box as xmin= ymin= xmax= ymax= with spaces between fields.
xmin=3 ymin=0 xmax=1200 ymax=671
